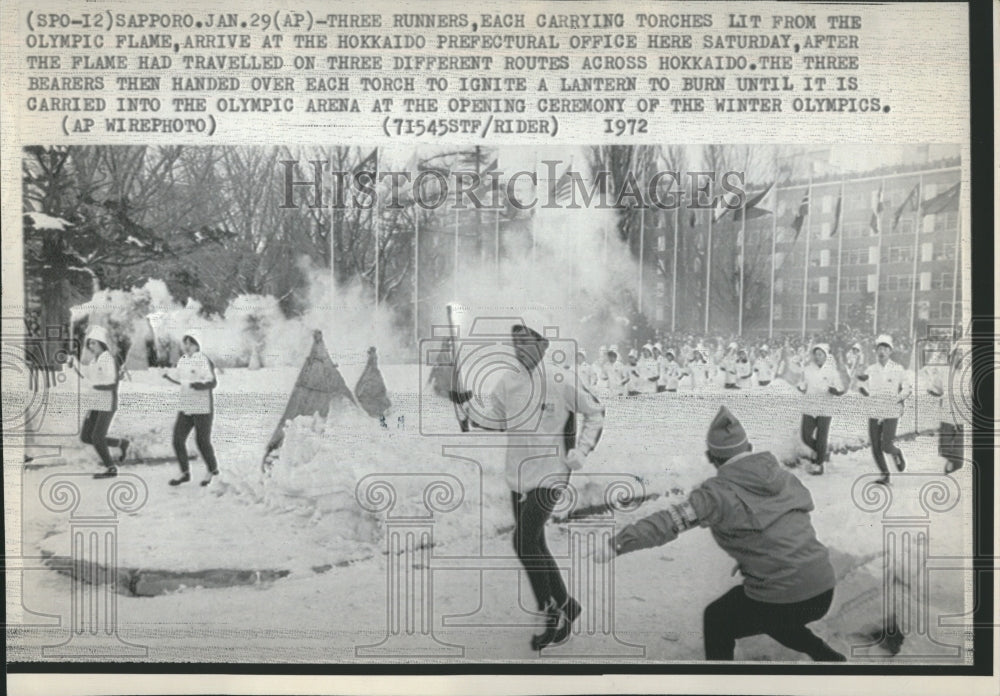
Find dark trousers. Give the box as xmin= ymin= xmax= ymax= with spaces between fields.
xmin=80 ymin=410 xmax=122 ymax=469
xmin=868 ymin=418 xmax=901 ymax=475
xmin=939 ymin=422 xmax=964 ymax=470
xmin=800 ymin=414 xmax=832 ymax=463
xmin=512 ymin=488 xmax=568 ymax=611
xmin=703 ymin=585 xmax=845 ymax=661
xmin=173 ymin=412 xmax=219 ymax=474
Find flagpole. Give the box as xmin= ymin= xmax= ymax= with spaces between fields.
xmin=768 ymin=152 xmax=779 ymax=339
xmin=800 ymin=167 xmax=813 ymax=340
xmin=704 ymin=204 xmax=713 ymax=334
xmin=453 ymin=207 xmax=460 ymax=301
xmin=638 ymin=206 xmax=645 ymax=315
xmin=671 ymin=192 xmax=679 ymax=333
xmin=738 ymin=187 xmax=747 ymax=337
xmin=373 ymin=148 xmax=380 ymax=350
xmin=909 ymin=174 xmax=924 ymax=337
xmin=872 ymin=178 xmax=885 ymax=334
xmin=833 ymin=177 xmax=845 ymax=329
xmin=329 ymin=152 xmax=336 ymax=293
xmin=413 ymin=204 xmax=420 ymax=347
xmin=950 ymin=211 xmax=960 ymax=329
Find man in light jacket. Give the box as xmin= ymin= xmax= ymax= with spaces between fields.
xmin=797 ymin=343 xmax=845 ymax=475
xmin=856 ymin=334 xmax=912 ymax=485
xmin=592 ymin=406 xmax=845 ymax=662
xmin=456 ymin=310 xmax=605 ymax=650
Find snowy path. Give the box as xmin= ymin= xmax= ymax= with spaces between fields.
xmin=6 ymin=367 xmax=973 ymax=662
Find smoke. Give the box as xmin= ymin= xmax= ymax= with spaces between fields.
xmin=438 ymin=200 xmax=639 ymax=357
xmin=69 ymin=260 xmax=412 ymax=369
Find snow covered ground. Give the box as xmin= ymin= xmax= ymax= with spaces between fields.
xmin=5 ymin=365 xmax=974 ymax=663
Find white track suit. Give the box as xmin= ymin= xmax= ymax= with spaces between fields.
xmin=478 ymin=361 xmax=605 ymax=494
xmin=863 ymin=359 xmax=913 ymax=420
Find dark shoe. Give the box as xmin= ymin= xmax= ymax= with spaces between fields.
xmin=200 ymin=471 xmax=217 ymax=486
xmin=169 ymin=473 xmax=191 ymax=486
xmin=536 ymin=596 xmax=581 ymax=650
xmin=808 ymin=462 xmax=824 ymax=476
xmin=119 ymin=439 xmax=130 ymax=463
xmin=530 ymin=598 xmax=558 ymax=651
xmin=93 ymin=468 xmax=118 ymax=479
xmin=893 ymin=452 xmax=907 ymax=472
xmin=944 ymin=460 xmax=963 ymax=475
xmin=874 ymin=474 xmax=890 ymax=486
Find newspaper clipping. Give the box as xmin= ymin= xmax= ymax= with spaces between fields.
xmin=2 ymin=0 xmax=991 ymax=694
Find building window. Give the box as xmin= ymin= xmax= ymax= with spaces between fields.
xmin=806 ymin=303 xmax=827 ymax=321
xmin=839 ymin=276 xmax=866 ymax=293
xmin=934 ymin=210 xmax=958 ymax=232
xmin=934 ymin=242 xmax=956 ymax=261
xmin=842 ymin=248 xmax=870 ymax=266
xmin=879 ymin=274 xmax=913 ymax=292
xmin=930 ymin=272 xmax=955 ymax=291
xmin=886 ymin=245 xmax=914 ymax=264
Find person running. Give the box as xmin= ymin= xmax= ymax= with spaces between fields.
xmin=924 ymin=345 xmax=964 ymax=475
xmin=162 ymin=329 xmax=220 ymax=486
xmin=797 ymin=344 xmax=845 ymax=475
xmin=67 ymin=325 xmax=128 ymax=478
xmin=592 ymin=406 xmax=845 ymax=662
xmin=457 ymin=311 xmax=605 ymax=650
xmin=856 ymin=335 xmax=912 ymax=485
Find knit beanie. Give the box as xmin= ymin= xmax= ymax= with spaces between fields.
xmin=706 ymin=405 xmax=750 ymax=460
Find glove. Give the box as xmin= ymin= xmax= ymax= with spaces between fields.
xmin=565 ymin=448 xmax=587 ymax=471
xmin=859 ymin=386 xmax=870 ymax=397
xmin=448 ymin=389 xmax=473 ymax=405
xmin=856 ymin=373 xmax=869 ymax=381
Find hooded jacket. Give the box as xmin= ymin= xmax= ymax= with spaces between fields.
xmin=175 ymin=329 xmax=217 ymax=415
xmin=614 ymin=450 xmax=835 ymax=603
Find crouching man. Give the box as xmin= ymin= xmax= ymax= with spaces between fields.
xmin=592 ymin=406 xmax=846 ymax=662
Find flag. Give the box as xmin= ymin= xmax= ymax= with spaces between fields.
xmin=921 ymin=182 xmax=960 ymax=215
xmin=553 ymin=166 xmax=575 ymax=204
xmin=790 ymin=190 xmax=810 ymax=243
xmin=716 ymin=182 xmax=774 ymax=223
xmin=869 ymin=184 xmax=883 ymax=235
xmin=830 ymin=193 xmax=843 ymax=237
xmin=473 ymin=157 xmax=500 ymax=207
xmin=892 ymin=182 xmax=920 ymax=231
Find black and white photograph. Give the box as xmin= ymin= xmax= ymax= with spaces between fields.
xmin=1 ymin=0 xmax=992 ymax=695
xmin=7 ymin=142 xmax=976 ymax=663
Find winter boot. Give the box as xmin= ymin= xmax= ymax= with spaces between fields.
xmin=530 ymin=598 xmax=558 ymax=651
xmin=892 ymin=452 xmax=907 ymax=472
xmin=169 ymin=473 xmax=191 ymax=486
xmin=535 ymin=596 xmax=581 ymax=650
xmin=93 ymin=467 xmax=118 ymax=479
